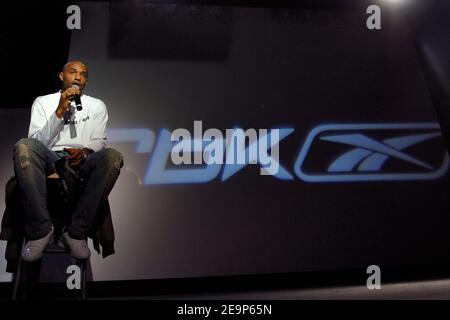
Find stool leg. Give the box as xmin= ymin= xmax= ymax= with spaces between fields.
xmin=12 ymin=238 xmax=25 ymax=300
xmin=12 ymin=254 xmax=23 ymax=300
xmin=73 ymin=258 xmax=87 ymax=300
xmin=81 ymin=260 xmax=86 ymax=300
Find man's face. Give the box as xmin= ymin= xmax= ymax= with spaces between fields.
xmin=59 ymin=62 xmax=88 ymax=92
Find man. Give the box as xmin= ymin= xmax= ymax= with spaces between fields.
xmin=13 ymin=61 xmax=123 ymax=261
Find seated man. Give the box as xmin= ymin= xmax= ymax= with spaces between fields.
xmin=13 ymin=60 xmax=123 ymax=261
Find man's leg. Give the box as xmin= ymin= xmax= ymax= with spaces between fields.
xmin=67 ymin=148 xmax=123 ymax=239
xmin=13 ymin=138 xmax=61 ymax=239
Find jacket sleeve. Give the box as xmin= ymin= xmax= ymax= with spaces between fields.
xmin=85 ymin=100 xmax=108 ymax=152
xmin=28 ymin=97 xmax=65 ymax=149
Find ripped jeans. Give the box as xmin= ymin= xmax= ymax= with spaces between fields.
xmin=13 ymin=138 xmax=123 ymax=240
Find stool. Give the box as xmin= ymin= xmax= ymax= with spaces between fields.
xmin=12 ymin=173 xmax=88 ymax=300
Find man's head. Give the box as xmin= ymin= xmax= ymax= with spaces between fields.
xmin=59 ymin=61 xmax=88 ymax=92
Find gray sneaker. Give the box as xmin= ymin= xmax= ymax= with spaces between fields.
xmin=21 ymin=226 xmax=54 ymax=262
xmin=62 ymin=231 xmax=91 ymax=259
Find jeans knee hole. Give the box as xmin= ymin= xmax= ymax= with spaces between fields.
xmin=17 ymin=144 xmax=31 ymax=168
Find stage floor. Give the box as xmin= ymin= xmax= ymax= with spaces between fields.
xmin=137 ymin=278 xmax=450 ymax=300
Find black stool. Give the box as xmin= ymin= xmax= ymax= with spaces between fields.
xmin=12 ymin=168 xmax=88 ymax=300
xmin=12 ymin=235 xmax=87 ymax=300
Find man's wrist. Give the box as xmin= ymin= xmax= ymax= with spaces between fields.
xmin=55 ymin=108 xmax=64 ymax=119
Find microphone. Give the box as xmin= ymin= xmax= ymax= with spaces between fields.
xmin=72 ymin=84 xmax=83 ymax=111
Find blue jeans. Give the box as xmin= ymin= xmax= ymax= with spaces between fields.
xmin=13 ymin=138 xmax=123 ymax=240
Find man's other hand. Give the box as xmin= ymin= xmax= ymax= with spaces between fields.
xmin=64 ymin=148 xmax=89 ymax=167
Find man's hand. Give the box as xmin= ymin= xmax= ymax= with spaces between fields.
xmin=64 ymin=148 xmax=92 ymax=167
xmin=55 ymin=87 xmax=80 ymax=119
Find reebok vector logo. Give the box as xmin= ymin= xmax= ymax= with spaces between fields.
xmin=294 ymin=123 xmax=449 ymax=182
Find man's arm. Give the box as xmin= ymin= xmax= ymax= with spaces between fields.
xmin=28 ymin=97 xmax=65 ymax=148
xmin=28 ymin=88 xmax=79 ymax=148
xmin=85 ymin=100 xmax=108 ymax=153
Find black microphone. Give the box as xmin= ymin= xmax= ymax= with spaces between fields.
xmin=72 ymin=84 xmax=83 ymax=111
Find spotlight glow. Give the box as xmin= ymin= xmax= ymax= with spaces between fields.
xmin=384 ymin=0 xmax=408 ymax=4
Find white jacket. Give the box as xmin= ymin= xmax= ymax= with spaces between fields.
xmin=28 ymin=91 xmax=108 ymax=152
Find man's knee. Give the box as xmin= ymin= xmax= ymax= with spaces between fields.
xmin=103 ymin=148 xmax=124 ymax=171
xmin=13 ymin=138 xmax=43 ymax=169
xmin=14 ymin=138 xmax=43 ymax=152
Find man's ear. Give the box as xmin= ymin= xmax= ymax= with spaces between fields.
xmin=59 ymin=72 xmax=64 ymax=82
